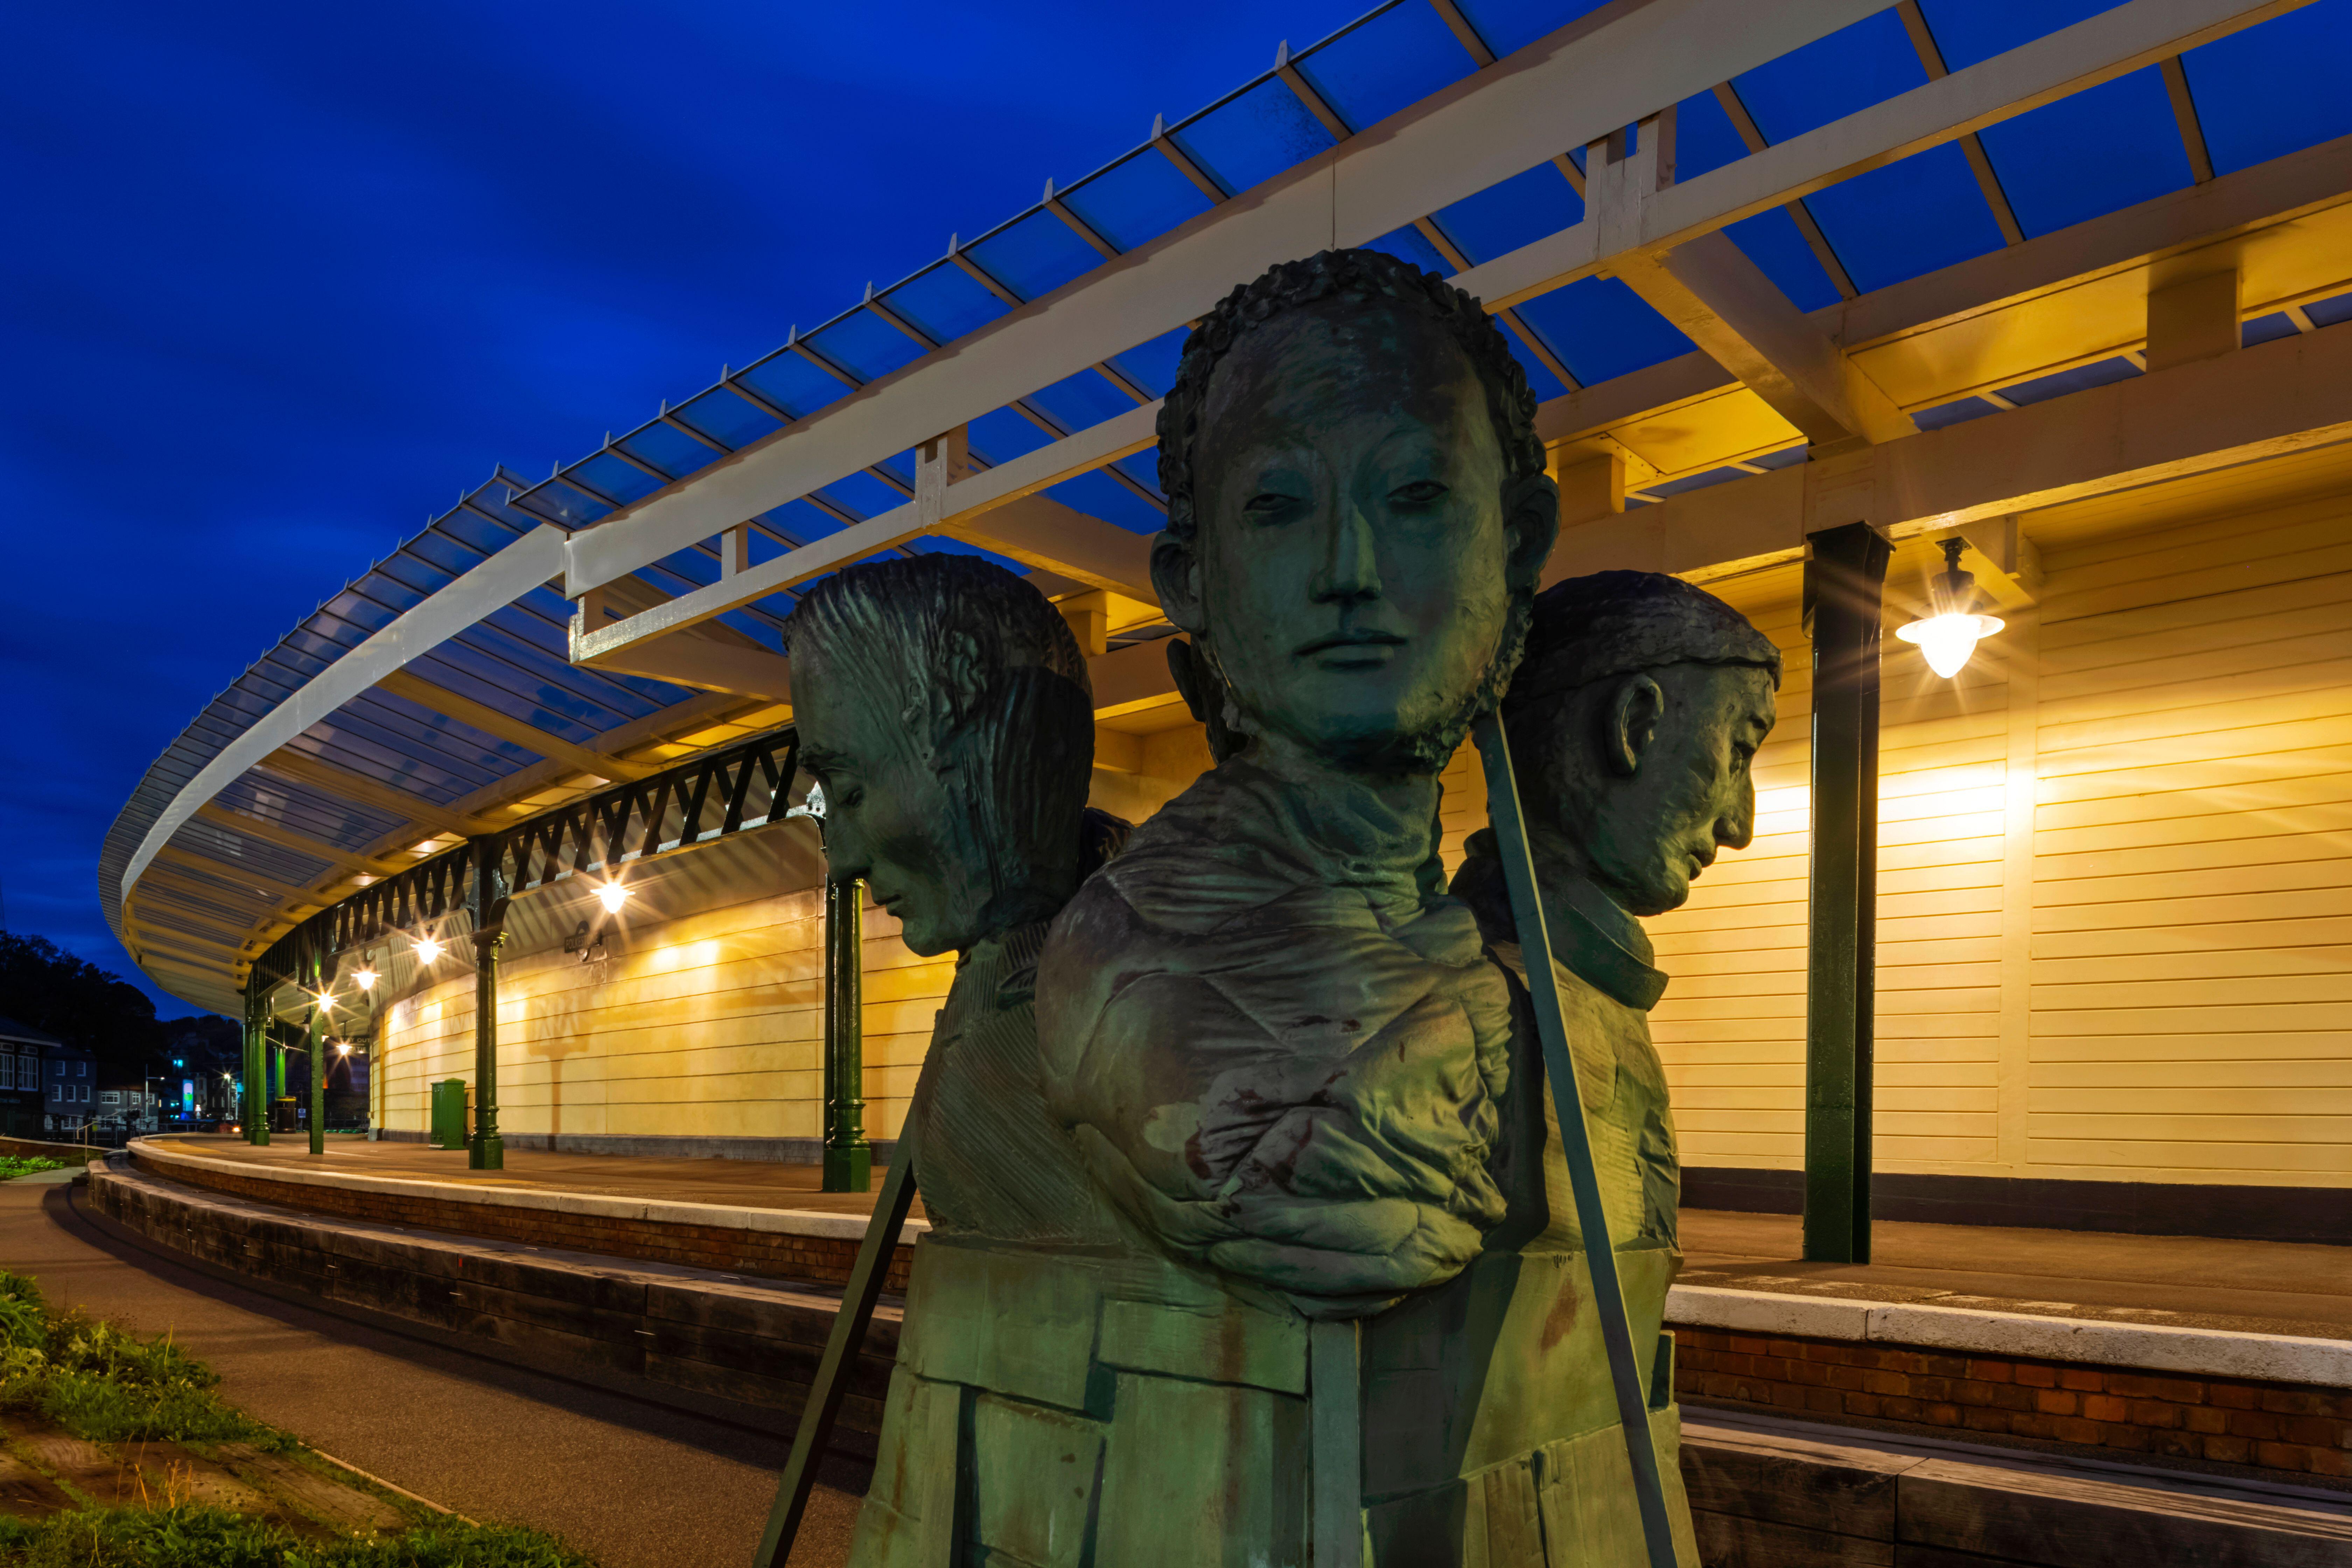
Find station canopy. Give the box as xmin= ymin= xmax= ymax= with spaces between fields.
xmin=102 ymin=0 xmax=2352 ymax=1014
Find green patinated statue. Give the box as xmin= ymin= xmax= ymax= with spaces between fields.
xmin=1038 ymin=248 xmax=1615 ymax=1562
xmin=1452 ymin=571 xmax=1782 ymax=1564
xmin=781 ymin=556 xmax=1132 ymax=1563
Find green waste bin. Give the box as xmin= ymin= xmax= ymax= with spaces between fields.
xmin=430 ymin=1079 xmax=468 ymax=1150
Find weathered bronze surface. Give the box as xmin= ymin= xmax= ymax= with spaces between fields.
xmin=780 ymin=555 xmax=1134 ymax=1563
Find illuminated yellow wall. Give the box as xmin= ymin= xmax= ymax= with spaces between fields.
xmin=376 ymin=479 xmax=2350 ymax=1190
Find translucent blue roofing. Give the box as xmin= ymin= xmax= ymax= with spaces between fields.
xmin=104 ymin=0 xmax=2352 ymax=1008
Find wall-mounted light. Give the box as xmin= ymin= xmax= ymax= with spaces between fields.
xmin=352 ymin=965 xmax=378 ymax=992
xmin=1896 ymin=538 xmax=2005 ymax=678
xmin=594 ymin=881 xmax=631 ymax=915
xmin=336 ymin=1041 xmax=352 ymax=1055
xmin=413 ymin=935 xmax=444 ymax=965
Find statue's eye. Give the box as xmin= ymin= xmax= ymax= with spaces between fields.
xmin=1243 ymin=491 xmax=1299 ymax=521
xmin=1391 ymin=479 xmax=1448 ymax=507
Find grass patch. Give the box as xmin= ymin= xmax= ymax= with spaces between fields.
xmin=0 ymin=1504 xmax=596 ymax=1566
xmin=0 ymin=1273 xmax=282 ymax=1448
xmin=0 ymin=1158 xmax=69 ymax=1182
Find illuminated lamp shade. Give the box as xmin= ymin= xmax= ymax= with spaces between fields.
xmin=336 ymin=1041 xmax=352 ymax=1055
xmin=413 ymin=935 xmax=444 ymax=965
xmin=1896 ymin=538 xmax=2004 ymax=678
xmin=351 ymin=965 xmax=378 ymax=992
xmin=595 ymin=881 xmax=631 ymax=915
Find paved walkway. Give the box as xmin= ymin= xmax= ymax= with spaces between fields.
xmin=0 ymin=1171 xmax=862 ymax=1567
xmin=154 ymin=1134 xmax=920 ymax=1219
xmin=159 ymin=1136 xmax=2350 ymax=1340
xmin=1681 ymin=1209 xmax=2352 ymax=1341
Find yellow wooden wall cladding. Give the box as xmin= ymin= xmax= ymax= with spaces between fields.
xmin=378 ymin=487 xmax=2351 ymax=1191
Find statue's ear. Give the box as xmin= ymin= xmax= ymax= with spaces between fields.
xmin=1150 ymin=529 xmax=1207 ymax=634
xmin=1604 ymin=673 xmax=1665 ymax=778
xmin=1502 ymin=470 xmax=1560 ymax=596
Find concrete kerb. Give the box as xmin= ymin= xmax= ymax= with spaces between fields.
xmin=126 ymin=1138 xmax=930 ymax=1245
xmin=1668 ymin=1284 xmax=2352 ymax=1391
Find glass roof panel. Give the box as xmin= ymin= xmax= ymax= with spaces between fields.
xmin=1111 ymin=452 xmax=1166 ymax=502
xmin=1061 ymin=152 xmax=1215 ymax=253
xmin=1295 ymin=3 xmax=1473 ymax=133
xmin=1720 ymin=206 xmax=1841 ymax=312
xmin=1042 ymin=470 xmax=1164 ymax=533
xmin=400 ymin=529 xmax=493 ymax=580
xmin=818 ymin=469 xmax=907 ymax=519
xmin=2241 ymin=312 xmax=2300 ymax=348
xmin=398 ymin=656 xmax=603 ymax=747
xmin=1452 ymin=0 xmax=1612 ymax=59
xmin=280 ymin=727 xmax=480 ymax=805
xmin=1731 ymin=9 xmax=1925 ymax=144
xmin=2181 ymin=3 xmax=2352 ymax=176
xmin=429 ymin=506 xmax=522 ymax=559
xmin=171 ymin=820 xmax=330 ymax=889
xmin=621 ymin=417 xmax=722 ymax=473
xmin=1912 ymin=397 xmax=2003 ymax=431
xmin=762 ymin=496 xmax=856 ymax=542
xmin=1432 ymin=162 xmax=1580 ymax=264
xmin=1914 ymin=1 xmax=2128 ymax=71
xmin=806 ymin=309 xmax=927 ymax=380
xmin=566 ymin=452 xmax=657 ymax=503
xmin=344 ymin=693 xmax=539 ymax=776
xmin=967 ymin=406 xmax=1055 ymax=467
xmin=1171 ymin=77 xmax=1331 ymax=196
xmin=677 ymin=388 xmax=781 ymax=449
xmin=883 ymin=264 xmax=1010 ymax=342
xmin=966 ymin=209 xmax=1102 ymax=301
xmin=514 ymin=479 xmax=611 ymax=529
xmin=1510 ymin=275 xmax=1695 ymax=384
xmin=1023 ymin=369 xmax=1138 ymax=434
xmin=735 ymin=352 xmax=851 ymax=419
xmin=1800 ymin=143 xmax=2007 ymax=294
xmin=1492 ymin=316 xmax=1572 ymax=401
xmin=1108 ymin=327 xmax=1190 ymax=398
xmin=1998 ymin=355 xmax=2142 ymax=406
xmin=2305 ymin=291 xmax=2352 ymax=328
xmin=1974 ymin=67 xmax=2189 ymax=237
xmin=1672 ymin=86 xmax=1749 ymax=183
xmin=1359 ymin=224 xmax=1454 ymax=275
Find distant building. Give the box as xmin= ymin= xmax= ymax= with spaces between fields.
xmin=0 ymin=1016 xmax=57 ymax=1139
xmin=41 ymin=1038 xmax=96 ymax=1139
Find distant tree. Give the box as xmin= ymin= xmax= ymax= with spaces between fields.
xmin=0 ymin=934 xmax=168 ymax=1080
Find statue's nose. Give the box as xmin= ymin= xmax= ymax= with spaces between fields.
xmin=1309 ymin=503 xmax=1382 ymax=604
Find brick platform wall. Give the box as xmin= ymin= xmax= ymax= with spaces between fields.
xmin=1673 ymin=1325 xmax=2352 ymax=1480
xmin=133 ymin=1153 xmax=914 ymax=1294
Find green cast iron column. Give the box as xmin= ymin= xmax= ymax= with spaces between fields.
xmin=469 ymin=929 xmax=506 ymax=1170
xmin=1803 ymin=520 xmax=1890 ymax=1264
xmin=306 ymin=955 xmax=328 ymax=1156
xmin=239 ymin=987 xmax=256 ymax=1142
xmin=821 ymin=877 xmax=870 ymax=1192
xmin=255 ymin=1010 xmax=274 ymax=1146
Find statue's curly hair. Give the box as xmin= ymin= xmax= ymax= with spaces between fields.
xmin=1155 ymin=248 xmax=1546 ymax=542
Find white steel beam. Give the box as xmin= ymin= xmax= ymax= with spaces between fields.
xmin=118 ymin=527 xmax=568 ymax=914
xmin=1463 ymin=0 xmax=2311 ymax=312
xmin=1546 ymin=318 xmax=2352 ymax=581
xmin=560 ymin=0 xmax=1896 ymax=599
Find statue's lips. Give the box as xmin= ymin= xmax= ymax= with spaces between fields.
xmin=1295 ymin=631 xmax=1406 ymax=669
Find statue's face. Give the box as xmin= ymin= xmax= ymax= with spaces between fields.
xmin=1154 ymin=303 xmax=1554 ymax=775
xmin=792 ymin=654 xmax=989 ymax=957
xmin=1554 ymin=663 xmax=1778 ymax=917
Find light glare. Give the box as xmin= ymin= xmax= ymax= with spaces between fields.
xmin=414 ymin=936 xmax=444 ymax=965
xmin=352 ymin=966 xmax=378 ymax=991
xmin=1897 ymin=611 xmax=2004 ymax=678
xmin=595 ymin=881 xmax=631 ymax=915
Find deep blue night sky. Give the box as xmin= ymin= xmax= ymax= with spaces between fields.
xmin=2 ymin=0 xmax=1370 ymax=1013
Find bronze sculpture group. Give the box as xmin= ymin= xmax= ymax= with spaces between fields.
xmin=771 ymin=249 xmax=1781 ymax=1567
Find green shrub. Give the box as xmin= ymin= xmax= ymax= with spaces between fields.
xmin=0 ymin=1272 xmax=279 ymax=1447
xmin=0 ymin=1157 xmax=69 ymax=1182
xmin=0 ymin=1505 xmax=595 ymax=1566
